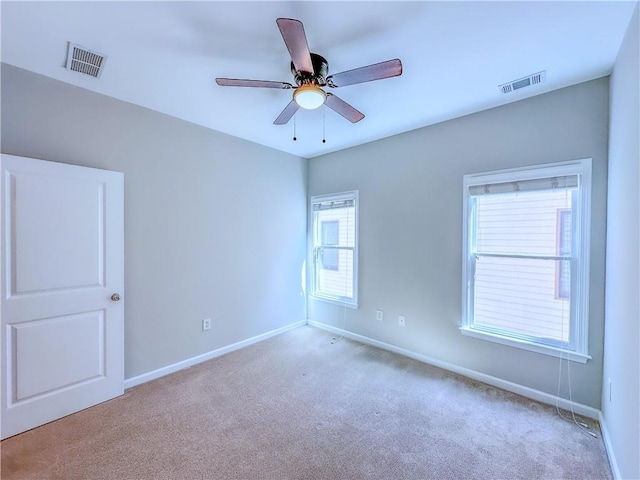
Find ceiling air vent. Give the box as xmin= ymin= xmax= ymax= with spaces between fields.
xmin=66 ymin=43 xmax=107 ymax=78
xmin=499 ymin=71 xmax=546 ymax=94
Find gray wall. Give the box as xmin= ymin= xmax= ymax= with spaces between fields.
xmin=1 ymin=64 xmax=307 ymax=379
xmin=308 ymin=77 xmax=609 ymax=409
xmin=603 ymin=4 xmax=639 ymax=479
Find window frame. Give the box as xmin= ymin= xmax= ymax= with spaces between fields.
xmin=309 ymin=191 xmax=359 ymax=308
xmin=461 ymin=159 xmax=592 ymax=363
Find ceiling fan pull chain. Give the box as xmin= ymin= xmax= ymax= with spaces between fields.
xmin=322 ymin=108 xmax=326 ymax=144
xmin=293 ymin=115 xmax=297 ymax=141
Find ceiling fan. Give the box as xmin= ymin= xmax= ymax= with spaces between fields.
xmin=215 ymin=18 xmax=403 ymax=125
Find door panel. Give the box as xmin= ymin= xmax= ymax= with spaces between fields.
xmin=1 ymin=154 xmax=124 ymax=439
xmin=11 ymin=172 xmax=104 ymax=294
xmin=11 ymin=311 xmax=105 ymax=402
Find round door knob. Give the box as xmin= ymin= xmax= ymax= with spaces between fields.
xmin=111 ymin=293 xmax=121 ymax=302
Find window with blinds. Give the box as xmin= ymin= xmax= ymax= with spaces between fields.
xmin=461 ymin=160 xmax=592 ymax=362
xmin=310 ymin=191 xmax=358 ymax=307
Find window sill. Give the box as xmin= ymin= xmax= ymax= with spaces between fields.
xmin=459 ymin=326 xmax=591 ymax=364
xmin=309 ymin=294 xmax=358 ymax=309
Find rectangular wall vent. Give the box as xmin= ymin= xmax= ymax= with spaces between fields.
xmin=499 ymin=71 xmax=546 ymax=94
xmin=66 ymin=43 xmax=107 ymax=78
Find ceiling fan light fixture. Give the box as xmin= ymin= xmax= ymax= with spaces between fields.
xmin=294 ymin=84 xmax=326 ymax=109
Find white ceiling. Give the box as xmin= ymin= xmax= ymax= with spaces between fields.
xmin=1 ymin=1 xmax=637 ymax=159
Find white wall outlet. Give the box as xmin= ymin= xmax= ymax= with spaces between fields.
xmin=376 ymin=310 xmax=384 ymax=321
xmin=202 ymin=318 xmax=211 ymax=331
xmin=398 ymin=315 xmax=406 ymax=327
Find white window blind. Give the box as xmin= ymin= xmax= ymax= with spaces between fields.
xmin=462 ymin=160 xmax=591 ymax=362
xmin=310 ymin=191 xmax=358 ymax=307
xmin=320 ymin=221 xmax=339 ymax=270
xmin=468 ymin=175 xmax=578 ymax=196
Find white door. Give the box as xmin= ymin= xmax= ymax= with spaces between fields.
xmin=1 ymin=154 xmax=124 ymax=439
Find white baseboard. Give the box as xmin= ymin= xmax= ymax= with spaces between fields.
xmin=308 ymin=320 xmax=600 ymax=420
xmin=124 ymin=320 xmax=307 ymax=389
xmin=599 ymin=412 xmax=622 ymax=479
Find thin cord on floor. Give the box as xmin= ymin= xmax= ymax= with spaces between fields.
xmin=554 ymin=184 xmax=597 ymax=439
xmin=555 ymin=352 xmax=597 ymax=438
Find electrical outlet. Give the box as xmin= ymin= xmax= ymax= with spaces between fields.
xmin=376 ymin=310 xmax=384 ymax=321
xmin=202 ymin=318 xmax=211 ymax=331
xmin=398 ymin=315 xmax=406 ymax=327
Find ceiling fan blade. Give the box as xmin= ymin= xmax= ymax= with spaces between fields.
xmin=276 ymin=18 xmax=314 ymax=74
xmin=216 ymin=78 xmax=293 ymax=89
xmin=325 ymin=93 xmax=365 ymax=123
xmin=274 ymin=100 xmax=300 ymax=125
xmin=326 ymin=59 xmax=402 ymax=88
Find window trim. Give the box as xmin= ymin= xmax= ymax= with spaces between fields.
xmin=460 ymin=159 xmax=592 ymax=363
xmin=309 ymin=190 xmax=359 ymax=308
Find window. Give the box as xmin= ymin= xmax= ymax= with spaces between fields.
xmin=461 ymin=160 xmax=591 ymax=362
xmin=310 ymin=191 xmax=358 ymax=307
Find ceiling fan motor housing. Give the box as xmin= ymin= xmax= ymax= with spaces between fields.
xmin=292 ymin=53 xmax=328 ymax=85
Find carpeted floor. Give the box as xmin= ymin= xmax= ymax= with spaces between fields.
xmin=1 ymin=325 xmax=611 ymax=479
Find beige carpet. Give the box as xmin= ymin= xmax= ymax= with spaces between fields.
xmin=1 ymin=325 xmax=611 ymax=479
